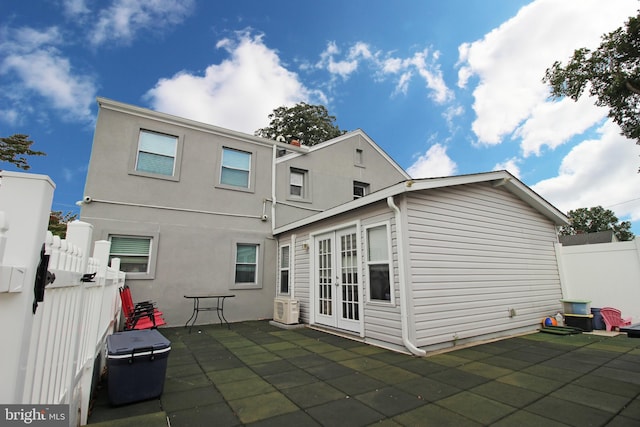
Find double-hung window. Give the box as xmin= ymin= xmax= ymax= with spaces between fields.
xmin=221 ymin=148 xmax=251 ymax=188
xmin=366 ymin=224 xmax=392 ymax=302
xmin=279 ymin=245 xmax=290 ymax=294
xmin=290 ymin=169 xmax=305 ymax=197
xmin=109 ymin=236 xmax=152 ymax=274
xmin=235 ymin=244 xmax=258 ymax=284
xmin=136 ymin=130 xmax=178 ymax=176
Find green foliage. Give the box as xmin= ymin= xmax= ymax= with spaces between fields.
xmin=255 ymin=102 xmax=346 ymax=146
xmin=545 ymin=11 xmax=640 ymax=149
xmin=48 ymin=211 xmax=78 ymax=239
xmin=0 ymin=134 xmax=46 ymax=170
xmin=559 ymin=206 xmax=634 ymax=241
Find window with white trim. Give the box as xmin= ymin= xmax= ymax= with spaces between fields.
xmin=353 ymin=181 xmax=369 ymax=199
xmin=221 ymin=148 xmax=251 ymax=188
xmin=135 ymin=130 xmax=178 ymax=176
xmin=235 ymin=243 xmax=258 ymax=284
xmin=279 ymin=245 xmax=290 ymax=294
xmin=109 ymin=236 xmax=152 ymax=274
xmin=290 ymin=168 xmax=307 ymax=198
xmin=366 ymin=224 xmax=392 ymax=302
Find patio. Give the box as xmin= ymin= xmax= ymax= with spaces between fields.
xmin=88 ymin=321 xmax=640 ymax=426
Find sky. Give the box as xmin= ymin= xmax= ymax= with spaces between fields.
xmin=2 ymin=0 xmax=640 ymax=233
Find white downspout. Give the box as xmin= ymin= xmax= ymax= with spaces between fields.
xmin=387 ymin=196 xmax=426 ymax=357
xmin=271 ymin=145 xmax=277 ymax=234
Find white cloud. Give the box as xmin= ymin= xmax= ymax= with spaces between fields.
xmin=457 ymin=0 xmax=637 ymax=152
xmin=532 ymin=120 xmax=640 ymax=221
xmin=0 ymin=26 xmax=96 ymax=123
xmin=89 ymin=0 xmax=195 ymax=46
xmin=516 ymin=95 xmax=607 ymax=157
xmin=314 ymin=41 xmax=452 ymax=104
xmin=493 ymin=157 xmax=522 ymax=179
xmin=61 ymin=0 xmax=90 ymax=17
xmin=145 ymin=31 xmax=317 ymax=133
xmin=407 ymin=143 xmax=458 ymax=178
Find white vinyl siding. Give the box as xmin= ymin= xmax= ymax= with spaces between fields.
xmin=405 ymin=183 xmax=562 ymax=347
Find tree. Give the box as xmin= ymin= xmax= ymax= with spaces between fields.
xmin=0 ymin=134 xmax=46 ymax=170
xmin=559 ymin=206 xmax=634 ymax=241
xmin=48 ymin=211 xmax=78 ymax=239
xmin=255 ymin=102 xmax=346 ymax=146
xmin=544 ymin=12 xmax=640 ymax=147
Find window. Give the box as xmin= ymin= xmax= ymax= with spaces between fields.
xmin=109 ymin=236 xmax=152 ymax=274
xmin=290 ymin=168 xmax=306 ymax=197
xmin=279 ymin=245 xmax=290 ymax=294
xmin=135 ymin=130 xmax=178 ymax=176
xmin=353 ymin=181 xmax=369 ymax=199
xmin=221 ymin=148 xmax=251 ymax=188
xmin=235 ymin=244 xmax=258 ymax=284
xmin=366 ymin=225 xmax=392 ymax=302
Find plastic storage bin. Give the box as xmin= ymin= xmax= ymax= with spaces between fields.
xmin=564 ymin=313 xmax=594 ymax=332
xmin=560 ymin=299 xmax=591 ymax=315
xmin=107 ymin=329 xmax=171 ymax=405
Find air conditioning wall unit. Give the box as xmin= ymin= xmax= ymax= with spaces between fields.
xmin=273 ymin=297 xmax=299 ymax=325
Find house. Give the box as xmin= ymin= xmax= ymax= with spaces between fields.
xmin=81 ymin=98 xmax=409 ymax=325
xmin=273 ymin=172 xmax=569 ymax=354
xmin=82 ymin=98 xmax=570 ymax=354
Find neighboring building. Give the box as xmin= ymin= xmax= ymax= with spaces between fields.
xmin=274 ymin=172 xmax=569 ymax=354
xmin=81 ymin=98 xmax=409 ymax=325
xmin=558 ymin=230 xmax=619 ymax=246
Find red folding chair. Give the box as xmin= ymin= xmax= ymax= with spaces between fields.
xmin=119 ymin=286 xmax=166 ymax=330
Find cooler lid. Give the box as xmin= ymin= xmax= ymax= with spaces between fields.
xmin=107 ymin=329 xmax=170 ymax=356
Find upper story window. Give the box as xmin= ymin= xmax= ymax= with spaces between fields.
xmin=353 ymin=181 xmax=369 ymax=200
xmin=290 ymin=168 xmax=308 ymax=198
xmin=221 ymin=148 xmax=251 ymax=188
xmin=136 ymin=130 xmax=178 ymax=176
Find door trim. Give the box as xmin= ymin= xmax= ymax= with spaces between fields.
xmin=308 ymin=221 xmax=363 ymax=336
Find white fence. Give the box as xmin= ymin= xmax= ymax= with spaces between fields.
xmin=0 ymin=171 xmax=123 ymax=426
xmin=556 ymin=240 xmax=640 ymax=322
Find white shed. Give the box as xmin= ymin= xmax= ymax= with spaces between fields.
xmin=273 ymin=171 xmax=569 ymax=355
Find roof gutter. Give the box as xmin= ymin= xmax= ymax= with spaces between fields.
xmin=386 ymin=196 xmax=426 ymax=357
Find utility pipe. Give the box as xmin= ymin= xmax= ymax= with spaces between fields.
xmin=387 ymin=196 xmax=426 ymax=357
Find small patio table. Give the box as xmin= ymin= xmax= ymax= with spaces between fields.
xmin=183 ymin=294 xmax=235 ymax=332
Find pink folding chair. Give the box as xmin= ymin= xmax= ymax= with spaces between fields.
xmin=600 ymin=307 xmax=632 ymax=331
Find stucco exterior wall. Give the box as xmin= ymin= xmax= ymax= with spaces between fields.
xmin=274 ymin=133 xmax=408 ymax=227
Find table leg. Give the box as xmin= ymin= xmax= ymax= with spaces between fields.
xmin=184 ymin=297 xmax=200 ymax=333
xmin=219 ymin=297 xmax=230 ymax=329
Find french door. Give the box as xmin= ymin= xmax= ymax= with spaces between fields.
xmin=314 ymin=227 xmax=361 ymax=333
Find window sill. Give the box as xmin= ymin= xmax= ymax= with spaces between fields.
xmin=229 ymin=283 xmax=262 ymax=290
xmin=215 ymin=183 xmax=254 ymax=193
xmin=129 ymin=170 xmax=180 ymax=182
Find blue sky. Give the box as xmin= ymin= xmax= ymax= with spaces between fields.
xmin=2 ymin=0 xmax=640 ymax=233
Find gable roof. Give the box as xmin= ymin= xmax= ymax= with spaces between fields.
xmin=274 ymin=170 xmax=569 ymax=234
xmin=276 ymin=128 xmax=411 ymax=180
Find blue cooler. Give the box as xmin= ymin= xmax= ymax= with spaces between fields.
xmin=107 ymin=329 xmax=171 ymax=405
